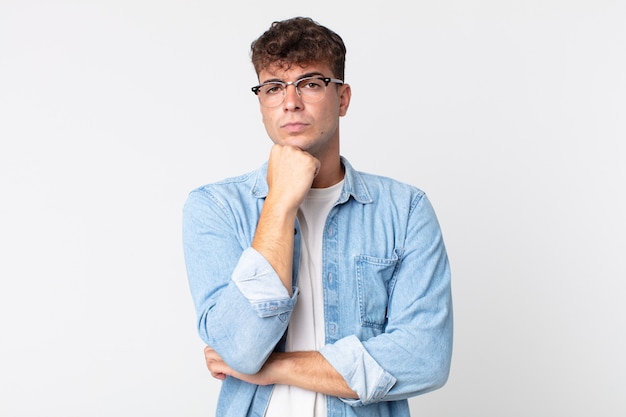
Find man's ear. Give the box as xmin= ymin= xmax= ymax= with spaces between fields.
xmin=338 ymin=84 xmax=351 ymax=117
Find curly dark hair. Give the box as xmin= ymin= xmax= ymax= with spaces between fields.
xmin=250 ymin=17 xmax=346 ymax=80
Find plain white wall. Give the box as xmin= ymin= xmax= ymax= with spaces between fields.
xmin=1 ymin=1 xmax=624 ymax=416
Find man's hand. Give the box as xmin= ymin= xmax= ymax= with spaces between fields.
xmin=204 ymin=346 xmax=275 ymax=386
xmin=265 ymin=144 xmax=320 ymax=211
xmin=204 ymin=346 xmax=228 ymax=381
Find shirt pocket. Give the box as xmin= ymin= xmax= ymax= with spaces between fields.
xmin=355 ymin=254 xmax=399 ymax=329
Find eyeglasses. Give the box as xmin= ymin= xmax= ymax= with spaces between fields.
xmin=251 ymin=76 xmax=344 ymax=107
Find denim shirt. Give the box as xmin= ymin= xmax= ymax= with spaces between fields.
xmin=182 ymin=157 xmax=453 ymax=417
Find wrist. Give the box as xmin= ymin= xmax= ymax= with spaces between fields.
xmin=264 ymin=192 xmax=301 ymax=216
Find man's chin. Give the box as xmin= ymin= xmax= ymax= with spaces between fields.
xmin=275 ymin=137 xmax=312 ymax=152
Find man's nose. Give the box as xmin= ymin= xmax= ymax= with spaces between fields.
xmin=283 ymin=84 xmax=303 ymax=110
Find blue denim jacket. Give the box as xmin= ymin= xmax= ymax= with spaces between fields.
xmin=182 ymin=157 xmax=453 ymax=417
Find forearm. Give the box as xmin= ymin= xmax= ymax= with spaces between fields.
xmin=252 ymin=144 xmax=320 ymax=294
xmin=205 ymin=348 xmax=358 ymax=399
xmin=251 ymin=197 xmax=298 ymax=295
xmin=269 ymin=351 xmax=358 ymax=399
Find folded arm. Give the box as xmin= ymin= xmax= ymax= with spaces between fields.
xmin=205 ymin=347 xmax=358 ymax=399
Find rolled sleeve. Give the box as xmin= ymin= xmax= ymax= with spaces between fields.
xmin=232 ymin=247 xmax=298 ymax=317
xmin=320 ymin=335 xmax=397 ymax=406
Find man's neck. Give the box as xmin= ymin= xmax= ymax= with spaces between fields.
xmin=311 ymin=154 xmax=344 ymax=189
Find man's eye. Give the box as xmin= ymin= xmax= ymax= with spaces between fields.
xmin=264 ymin=85 xmax=283 ymax=95
xmin=301 ymin=80 xmax=323 ymax=90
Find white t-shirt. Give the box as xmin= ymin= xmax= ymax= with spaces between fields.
xmin=265 ymin=180 xmax=344 ymax=417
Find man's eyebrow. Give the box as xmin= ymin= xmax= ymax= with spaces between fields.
xmin=260 ymin=72 xmax=325 ymax=84
xmin=297 ymin=71 xmax=325 ymax=79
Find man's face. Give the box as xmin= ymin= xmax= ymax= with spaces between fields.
xmin=256 ymin=63 xmax=351 ymax=160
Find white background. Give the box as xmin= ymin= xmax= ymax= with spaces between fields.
xmin=1 ymin=1 xmax=625 ymax=416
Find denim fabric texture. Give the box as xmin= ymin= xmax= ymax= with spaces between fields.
xmin=182 ymin=157 xmax=453 ymax=417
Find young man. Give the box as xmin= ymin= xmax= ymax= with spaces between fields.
xmin=183 ymin=17 xmax=453 ymax=417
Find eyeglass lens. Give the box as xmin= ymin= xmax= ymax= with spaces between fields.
xmin=257 ymin=77 xmax=327 ymax=107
